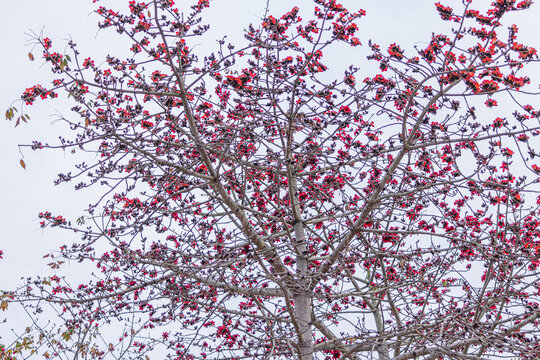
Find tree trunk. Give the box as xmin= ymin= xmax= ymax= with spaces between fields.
xmin=294 ymin=221 xmax=313 ymax=360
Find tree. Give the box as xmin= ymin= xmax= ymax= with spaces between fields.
xmin=3 ymin=0 xmax=540 ymax=359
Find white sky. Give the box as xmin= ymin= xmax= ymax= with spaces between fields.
xmin=0 ymin=0 xmax=538 ymax=347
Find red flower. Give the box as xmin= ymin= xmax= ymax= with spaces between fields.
xmin=43 ymin=37 xmax=52 ymax=50
xmin=480 ymin=80 xmax=499 ymax=93
xmin=350 ymin=37 xmax=361 ymax=46
xmin=502 ymin=148 xmax=514 ymax=157
xmin=435 ymin=2 xmax=453 ymax=20
xmin=141 ymin=120 xmax=154 ymax=129
xmin=485 ymin=99 xmax=498 ymax=107
xmin=388 ymin=43 xmax=404 ymax=59
xmin=517 ymin=0 xmax=533 ymax=9
xmin=82 ymin=58 xmax=94 ymax=68
xmin=344 ymin=75 xmax=356 ymax=87
xmin=492 ymin=117 xmax=504 ymax=128
xmin=339 ymin=105 xmax=352 ymax=114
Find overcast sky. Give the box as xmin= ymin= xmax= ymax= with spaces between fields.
xmin=0 ymin=0 xmax=538 ymax=345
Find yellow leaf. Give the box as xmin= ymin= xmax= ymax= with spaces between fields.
xmin=20 ymin=159 xmax=26 ymax=169
xmin=0 ymin=301 xmax=8 ymax=311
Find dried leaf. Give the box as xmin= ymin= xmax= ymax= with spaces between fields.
xmin=5 ymin=107 xmax=16 ymax=120
xmin=28 ymin=52 xmax=34 ymax=61
xmin=20 ymin=159 xmax=26 ymax=169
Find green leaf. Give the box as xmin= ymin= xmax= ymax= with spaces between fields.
xmin=61 ymin=330 xmax=73 ymax=341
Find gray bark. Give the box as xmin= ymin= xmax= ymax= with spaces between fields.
xmin=294 ymin=221 xmax=313 ymax=360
